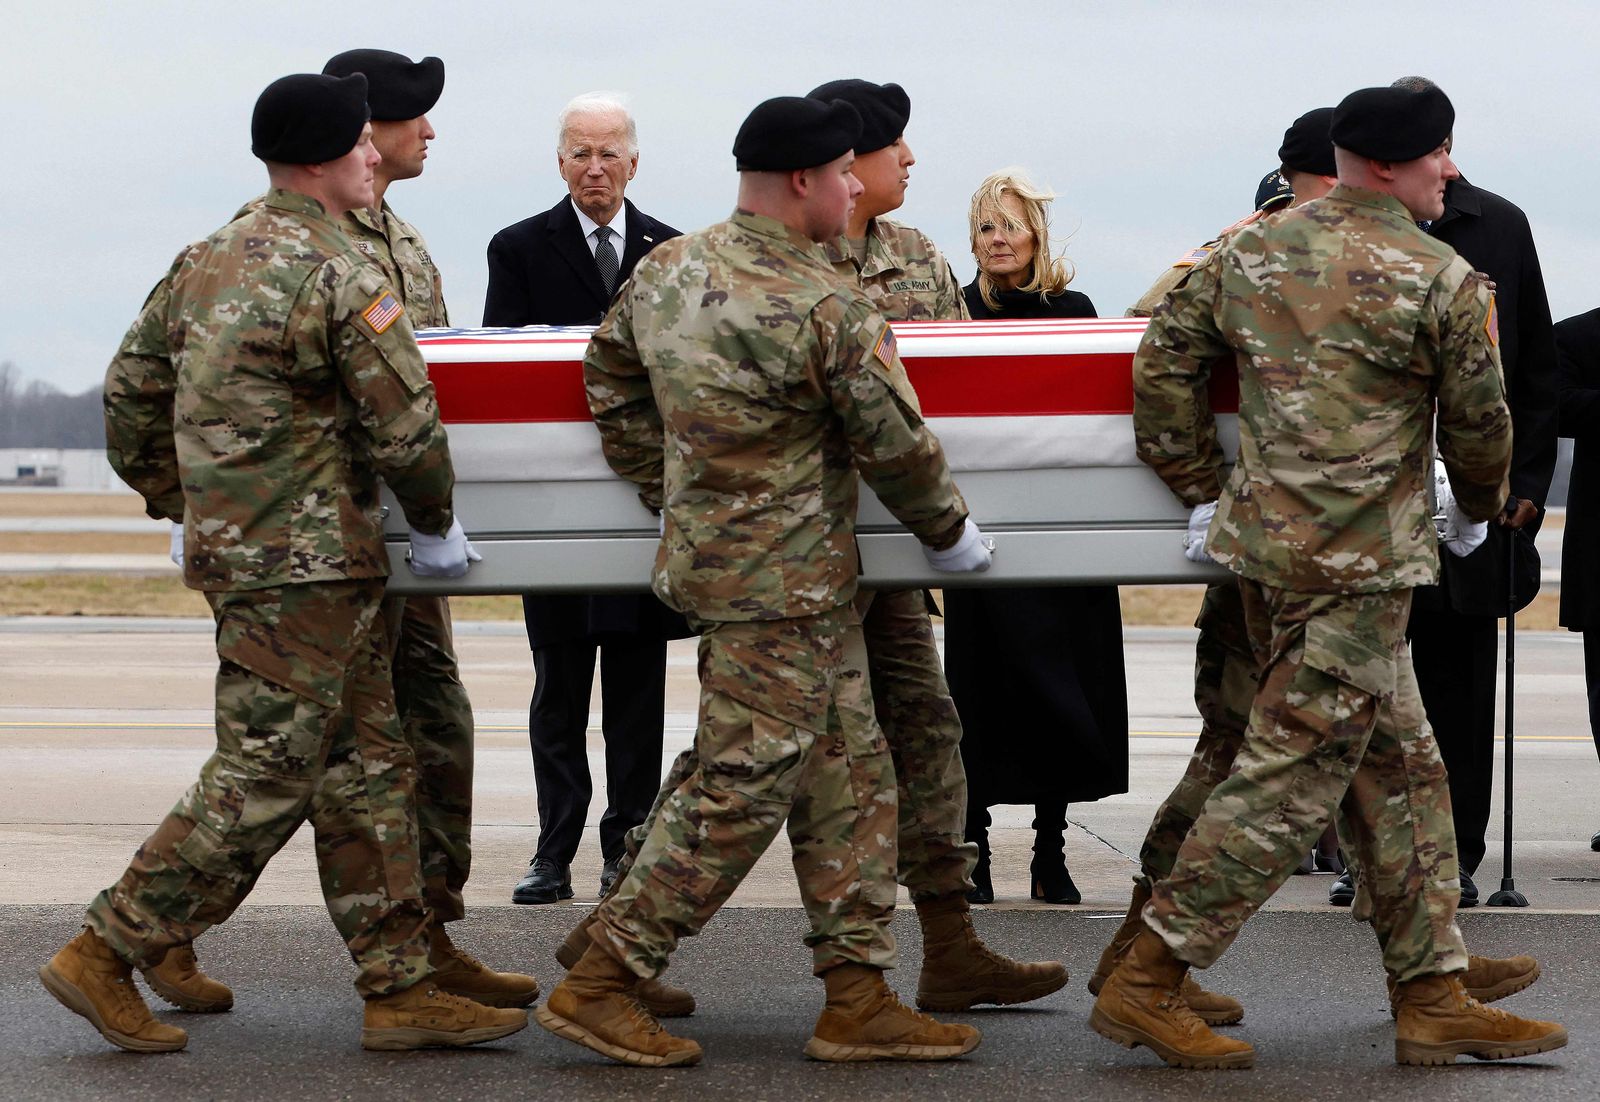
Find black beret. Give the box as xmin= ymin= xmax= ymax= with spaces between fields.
xmin=1277 ymin=107 xmax=1336 ymax=176
xmin=733 ymin=96 xmax=863 ymax=171
xmin=323 ymin=49 xmax=444 ymax=121
xmin=252 ymin=73 xmax=369 ymax=164
xmin=806 ymin=79 xmax=909 ymax=154
xmin=1254 ymin=170 xmax=1293 ymax=212
xmin=1331 ymin=86 xmax=1454 ymax=162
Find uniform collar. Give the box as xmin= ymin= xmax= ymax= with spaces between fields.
xmin=263 ymin=187 xmax=335 ymax=223
xmin=1324 ymin=184 xmax=1416 ymax=224
xmin=730 ymin=209 xmax=831 ymax=264
xmin=822 ymin=217 xmax=903 ymax=278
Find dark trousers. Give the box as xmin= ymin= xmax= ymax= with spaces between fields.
xmin=1584 ymin=632 xmax=1600 ymax=763
xmin=530 ymin=636 xmax=667 ymax=866
xmin=1406 ymin=602 xmax=1500 ymax=875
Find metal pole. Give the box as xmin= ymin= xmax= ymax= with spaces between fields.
xmin=1488 ymin=528 xmax=1528 ymax=907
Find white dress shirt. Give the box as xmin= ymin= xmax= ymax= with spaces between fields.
xmin=571 ymin=200 xmax=627 ymax=258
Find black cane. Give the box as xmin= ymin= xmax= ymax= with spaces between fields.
xmin=1487 ymin=525 xmax=1529 ymax=907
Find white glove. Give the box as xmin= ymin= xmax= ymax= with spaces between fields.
xmin=1183 ymin=501 xmax=1217 ymax=563
xmin=1433 ymin=459 xmax=1487 ymax=558
xmin=168 ymin=521 xmax=184 ymax=566
xmin=923 ymin=520 xmax=993 ymax=573
xmin=407 ymin=516 xmax=482 ymax=578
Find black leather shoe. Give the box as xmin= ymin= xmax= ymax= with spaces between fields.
xmin=966 ymin=850 xmax=994 ymax=905
xmin=1459 ymin=872 xmax=1479 ymax=908
xmin=1591 ymin=830 xmax=1600 ymax=852
xmin=512 ymin=857 xmax=572 ymax=905
xmin=599 ymin=859 xmax=622 ymax=899
xmin=1328 ymin=870 xmax=1354 ymax=906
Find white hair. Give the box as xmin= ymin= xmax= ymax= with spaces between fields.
xmin=557 ymin=92 xmax=638 ymax=155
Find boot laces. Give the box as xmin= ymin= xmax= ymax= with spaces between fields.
xmin=621 ymin=992 xmax=664 ymax=1035
xmin=444 ymin=942 xmax=487 ymax=974
xmin=1154 ymin=983 xmax=1210 ymax=1037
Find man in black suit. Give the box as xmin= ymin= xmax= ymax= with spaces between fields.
xmin=1555 ymin=311 xmax=1600 ymax=850
xmin=484 ymin=92 xmax=688 ymax=904
xmin=1345 ymin=77 xmax=1558 ymax=908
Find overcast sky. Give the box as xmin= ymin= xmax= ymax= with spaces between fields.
xmin=6 ymin=0 xmax=1598 ymax=395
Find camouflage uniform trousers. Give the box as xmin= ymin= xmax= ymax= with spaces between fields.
xmin=1146 ymin=581 xmax=1469 ymax=984
xmin=608 ymin=586 xmax=975 ymax=909
xmin=1135 ymin=580 xmax=1256 ymax=886
xmin=590 ymin=606 xmax=899 ymax=979
xmin=85 ymin=580 xmax=433 ymax=997
xmin=380 ymin=595 xmax=475 ymax=923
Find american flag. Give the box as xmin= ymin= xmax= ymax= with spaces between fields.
xmin=363 ymin=291 xmax=403 ymax=334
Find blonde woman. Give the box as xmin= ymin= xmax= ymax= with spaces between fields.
xmin=946 ymin=169 xmax=1128 ymax=904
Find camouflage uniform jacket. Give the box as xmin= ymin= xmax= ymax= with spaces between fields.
xmin=343 ymin=202 xmax=450 ymax=327
xmin=145 ymin=187 xmax=454 ymax=591
xmin=1133 ymin=185 xmax=1512 ymax=594
xmin=824 ymin=217 xmax=970 ymax=321
xmin=584 ymin=209 xmax=968 ymax=622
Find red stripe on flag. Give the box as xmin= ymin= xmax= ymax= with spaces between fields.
xmin=424 ymin=354 xmax=1239 ymax=424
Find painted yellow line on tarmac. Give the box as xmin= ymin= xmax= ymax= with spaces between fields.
xmin=1 ymin=722 xmax=1591 ymax=744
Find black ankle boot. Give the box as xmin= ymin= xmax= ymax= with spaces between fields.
xmin=1030 ymin=823 xmax=1080 ymax=905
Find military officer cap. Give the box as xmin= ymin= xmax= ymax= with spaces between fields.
xmin=1254 ymin=170 xmax=1293 ymax=212
xmin=733 ymin=96 xmax=863 ymax=171
xmin=1330 ymin=85 xmax=1454 ymax=162
xmin=806 ymin=79 xmax=909 ymax=153
xmin=323 ymin=49 xmax=445 ymax=121
xmin=251 ymin=73 xmax=370 ymax=164
xmin=1277 ymin=107 xmax=1337 ymax=176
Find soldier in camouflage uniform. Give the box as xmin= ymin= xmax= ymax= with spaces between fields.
xmin=1092 ymin=108 xmax=1543 ymax=1029
xmin=535 ymin=95 xmax=990 ymax=1069
xmin=40 ymin=72 xmax=524 ymax=1055
xmin=806 ymin=77 xmax=1066 ymax=1013
xmin=1090 ymin=85 xmax=1565 ymax=1069
xmin=320 ymin=47 xmax=536 ymax=1010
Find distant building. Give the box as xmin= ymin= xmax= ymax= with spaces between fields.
xmin=0 ymin=448 xmax=119 ymax=489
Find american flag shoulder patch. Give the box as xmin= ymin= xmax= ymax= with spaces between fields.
xmin=362 ymin=291 xmax=404 ymax=334
xmin=1172 ymin=245 xmax=1214 ymax=269
xmin=873 ymin=324 xmax=897 ymax=368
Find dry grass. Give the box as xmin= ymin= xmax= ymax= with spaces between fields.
xmin=0 ymin=491 xmax=150 ymax=518
xmin=0 ymin=532 xmax=167 ymax=554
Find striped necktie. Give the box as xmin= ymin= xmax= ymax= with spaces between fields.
xmin=594 ymin=225 xmax=619 ymax=295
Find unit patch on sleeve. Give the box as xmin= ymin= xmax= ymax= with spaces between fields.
xmin=362 ymin=291 xmax=404 ymax=335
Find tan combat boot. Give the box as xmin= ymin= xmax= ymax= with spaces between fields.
xmin=1087 ymin=881 xmax=1244 ymax=1025
xmin=555 ymin=911 xmax=695 ymax=1018
xmin=39 ymin=927 xmax=188 ymax=1053
xmin=1386 ymin=953 xmax=1540 ymax=1018
xmin=429 ymin=925 xmax=540 ymax=1008
xmin=1089 ymin=928 xmax=1254 ymax=1069
xmin=361 ymin=981 xmax=529 ymax=1050
xmin=141 ymin=943 xmax=234 ymax=1013
xmin=1392 ymin=973 xmax=1566 ymax=1066
xmin=805 ymin=963 xmax=981 ymax=1062
xmin=535 ymin=942 xmax=702 ymax=1067
xmin=913 ymin=896 xmax=1067 ymax=1011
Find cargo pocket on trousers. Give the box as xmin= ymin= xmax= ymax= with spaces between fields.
xmin=215 ymin=611 xmax=346 ymax=710
xmin=644 ymin=842 xmax=724 ymax=910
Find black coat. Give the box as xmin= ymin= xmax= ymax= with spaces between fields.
xmin=483 ymin=195 xmax=690 ymax=648
xmin=1557 ymin=309 xmax=1600 ymax=629
xmin=485 ymin=196 xmax=681 ymax=326
xmin=1416 ymin=177 xmax=1559 ymax=615
xmin=945 ymin=281 xmax=1129 ymax=805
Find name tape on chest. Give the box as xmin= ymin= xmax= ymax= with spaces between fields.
xmin=887 ymin=278 xmax=935 ymax=294
xmin=362 ymin=291 xmax=404 ymax=335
